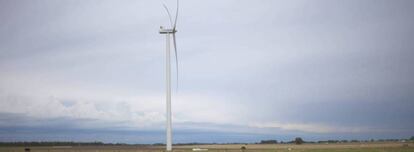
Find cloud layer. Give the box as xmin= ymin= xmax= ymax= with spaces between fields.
xmin=1 ymin=0 xmax=414 ymax=143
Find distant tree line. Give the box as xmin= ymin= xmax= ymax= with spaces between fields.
xmin=255 ymin=136 xmax=414 ymax=145
xmin=1 ymin=136 xmax=412 ymax=147
xmin=259 ymin=140 xmax=278 ymax=144
xmin=259 ymin=136 xmax=414 ymax=145
xmin=315 ymin=138 xmax=412 ymax=144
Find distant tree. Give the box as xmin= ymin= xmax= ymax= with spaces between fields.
xmin=294 ymin=137 xmax=304 ymax=145
xmin=260 ymin=140 xmax=278 ymax=144
xmin=410 ymin=136 xmax=414 ymax=141
xmin=152 ymin=143 xmax=165 ymax=146
xmin=317 ymin=141 xmax=324 ymax=144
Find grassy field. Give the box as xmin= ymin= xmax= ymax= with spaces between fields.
xmin=1 ymin=142 xmax=413 ymax=152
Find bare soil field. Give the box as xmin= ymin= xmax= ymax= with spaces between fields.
xmin=1 ymin=142 xmax=413 ymax=152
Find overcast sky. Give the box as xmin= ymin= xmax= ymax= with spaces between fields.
xmin=1 ymin=0 xmax=414 ymax=143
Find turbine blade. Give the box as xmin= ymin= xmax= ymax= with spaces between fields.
xmin=172 ymin=33 xmax=179 ymax=90
xmin=162 ymin=3 xmax=174 ymax=28
xmin=173 ymin=0 xmax=179 ymax=30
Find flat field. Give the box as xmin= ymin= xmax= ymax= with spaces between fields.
xmin=1 ymin=142 xmax=413 ymax=152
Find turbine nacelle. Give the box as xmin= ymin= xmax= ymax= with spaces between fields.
xmin=159 ymin=26 xmax=177 ymax=34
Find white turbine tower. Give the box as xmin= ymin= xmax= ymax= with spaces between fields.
xmin=159 ymin=0 xmax=179 ymax=151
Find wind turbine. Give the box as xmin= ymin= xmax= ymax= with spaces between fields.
xmin=159 ymin=0 xmax=179 ymax=151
